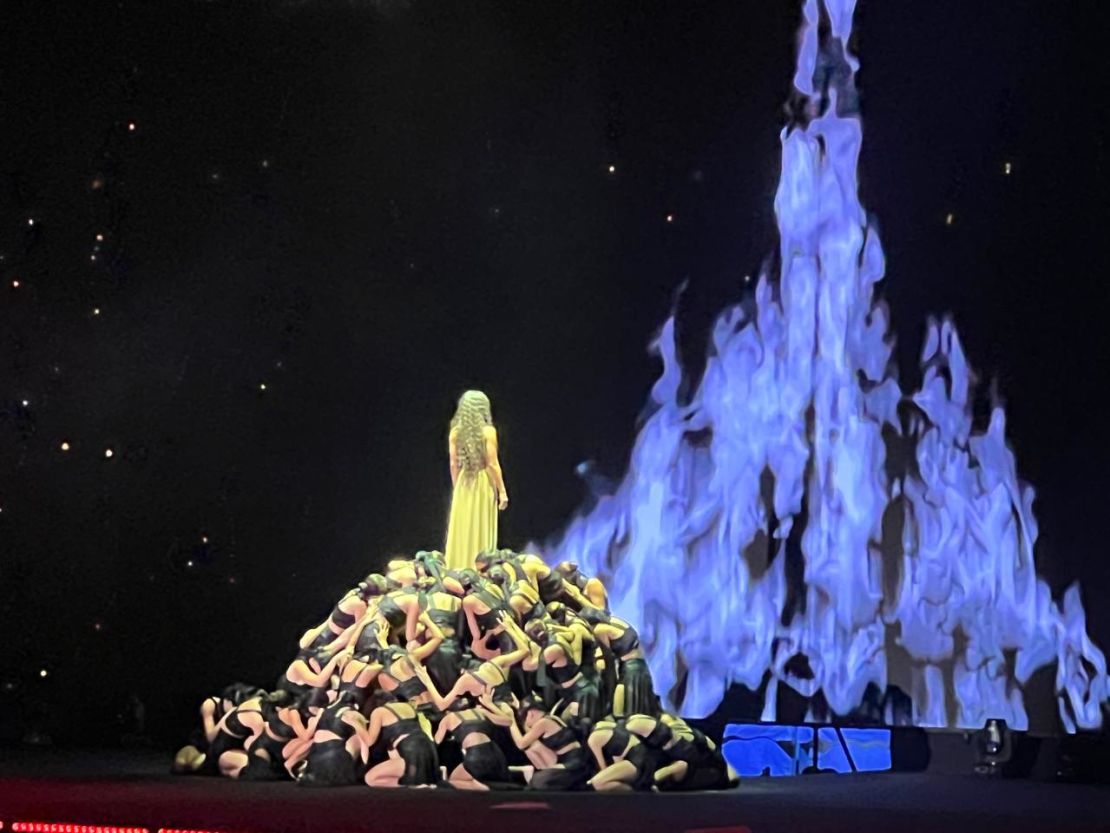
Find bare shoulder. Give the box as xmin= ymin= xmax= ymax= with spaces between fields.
xmin=481 ymin=425 xmax=498 ymax=439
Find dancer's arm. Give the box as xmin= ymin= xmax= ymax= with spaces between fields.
xmin=464 ymin=598 xmax=499 ymax=659
xmin=408 ymin=619 xmax=444 ymax=662
xmin=286 ymin=653 xmax=343 ymax=688
xmin=357 ymin=707 xmax=385 ymax=756
xmin=592 ymin=622 xmax=622 ymax=649
xmin=477 ymin=697 xmax=514 ymax=726
xmin=587 ymin=728 xmax=612 ymax=771
xmin=284 ymin=708 xmax=311 ymax=739
xmin=322 ymin=611 xmax=370 ymax=655
xmin=512 ymin=718 xmax=550 ymax=749
xmin=411 ymin=661 xmax=476 ymax=712
xmin=433 ymin=714 xmax=453 ymax=745
xmin=449 ymin=428 xmax=460 ymax=487
xmin=557 ymin=629 xmax=584 ymax=666
xmin=201 ymin=697 xmax=222 ymax=743
xmin=299 ymin=623 xmax=327 ymax=650
xmin=403 ymin=598 xmax=422 ymax=644
xmin=493 ymin=616 xmax=532 ymax=669
xmin=561 ymin=580 xmax=591 ymax=610
xmin=483 ymin=426 xmax=508 ymax=508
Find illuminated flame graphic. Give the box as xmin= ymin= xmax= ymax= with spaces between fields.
xmin=542 ymin=0 xmax=1109 ymax=730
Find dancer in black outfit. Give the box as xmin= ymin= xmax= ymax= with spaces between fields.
xmin=295 ymin=691 xmax=370 ymax=787
xmin=359 ymin=691 xmax=439 ymax=788
xmin=499 ymin=696 xmax=593 ymax=791
xmin=586 ymin=718 xmax=666 ymax=791
xmin=434 ymin=705 xmax=518 ymax=790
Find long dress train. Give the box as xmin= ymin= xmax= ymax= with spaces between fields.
xmin=445 ymin=468 xmax=498 ymax=571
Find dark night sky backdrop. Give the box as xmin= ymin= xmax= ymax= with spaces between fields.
xmin=1 ymin=0 xmax=1107 ymax=741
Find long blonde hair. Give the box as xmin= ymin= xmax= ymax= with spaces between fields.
xmin=451 ymin=390 xmax=493 ymax=473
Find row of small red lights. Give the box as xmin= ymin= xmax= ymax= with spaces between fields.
xmin=8 ymin=825 xmax=144 ymax=833
xmin=2 ymin=824 xmax=231 ymax=833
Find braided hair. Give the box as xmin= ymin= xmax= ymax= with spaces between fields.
xmin=450 ymin=390 xmax=493 ymax=474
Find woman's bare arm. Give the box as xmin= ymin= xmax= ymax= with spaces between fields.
xmin=357 ymin=707 xmax=385 ymax=752
xmin=483 ymin=426 xmax=508 ymax=507
xmin=449 ymin=428 xmax=460 ymax=487
xmin=323 ymin=611 xmax=371 ymax=654
xmin=493 ymin=616 xmax=532 ymax=669
xmin=408 ymin=620 xmax=443 ymax=662
xmin=515 ymin=719 xmax=551 ymax=749
xmin=287 ymin=652 xmax=343 ymax=687
xmin=464 ymin=599 xmax=499 ymax=659
xmin=433 ymin=713 xmax=453 ymax=745
xmin=412 ymin=662 xmax=475 ymax=712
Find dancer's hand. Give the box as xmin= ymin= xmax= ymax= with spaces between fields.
xmin=498 ymin=492 xmax=509 ymax=511
xmin=477 ymin=688 xmax=499 ymax=711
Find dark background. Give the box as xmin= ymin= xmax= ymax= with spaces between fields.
xmin=1 ymin=0 xmax=1106 ymax=744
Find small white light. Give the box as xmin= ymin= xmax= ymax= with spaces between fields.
xmin=186 ymin=560 xmax=194 ymax=568
xmin=12 ymin=280 xmax=20 ymax=289
xmin=60 ymin=441 xmax=71 ymax=452
xmin=128 ymin=122 xmax=136 ymax=131
xmin=104 ymin=448 xmax=114 ymax=458
xmin=27 ymin=218 xmax=34 ymax=226
xmin=607 ymin=164 xmax=616 ymax=174
xmin=1003 ymin=161 xmax=1012 ymax=175
xmin=96 ymin=233 xmax=104 ymax=242
xmin=21 ymin=399 xmax=29 ymax=407
xmin=945 ymin=213 xmax=955 ymax=226
xmin=202 ymin=535 xmax=209 ymax=544
xmin=743 ymin=274 xmax=751 ymax=283
xmin=90 ymin=254 xmax=97 ymax=262
xmin=39 ymin=669 xmax=48 ymax=678
xmin=665 ymin=213 xmax=675 ymax=223
xmin=261 ymin=159 xmax=270 ymax=169
xmin=259 ymin=382 xmax=267 ymax=391
xmin=93 ymin=307 xmax=101 ymax=316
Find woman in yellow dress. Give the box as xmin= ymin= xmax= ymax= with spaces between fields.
xmin=444 ymin=390 xmax=508 ymax=571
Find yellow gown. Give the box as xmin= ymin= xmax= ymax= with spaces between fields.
xmin=444 ymin=466 xmax=498 ymax=571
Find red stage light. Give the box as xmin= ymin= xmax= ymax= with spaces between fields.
xmin=9 ymin=824 xmax=149 ymax=833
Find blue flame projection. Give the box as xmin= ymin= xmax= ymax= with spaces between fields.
xmin=542 ymin=0 xmax=1109 ymax=730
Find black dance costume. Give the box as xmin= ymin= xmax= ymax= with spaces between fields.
xmin=561 ymin=566 xmax=606 ymax=610
xmin=425 ymin=606 xmax=464 ymax=695
xmin=470 ymin=588 xmax=505 ymax=634
xmin=326 ymin=594 xmax=360 ymax=632
xmin=188 ymin=683 xmax=263 ymax=750
xmin=449 ymin=711 xmax=515 ymax=786
xmin=377 ymin=714 xmax=438 ymax=787
xmin=599 ymin=724 xmax=664 ymax=791
xmin=546 ymin=650 xmax=601 ymax=728
xmin=537 ymin=570 xmax=569 ymax=605
xmin=299 ymin=701 xmax=365 ymax=787
xmin=527 ymin=718 xmax=591 ymax=791
xmin=580 ymin=609 xmax=657 ymax=716
xmin=377 ymin=595 xmax=409 ymax=639
xmin=658 ymin=727 xmax=731 ymax=791
xmin=239 ymin=702 xmax=298 ymax=781
xmin=199 ymin=705 xmax=259 ymax=776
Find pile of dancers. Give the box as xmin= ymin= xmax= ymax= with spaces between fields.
xmin=173 ymin=549 xmax=736 ymax=791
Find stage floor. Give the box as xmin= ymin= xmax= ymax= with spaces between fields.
xmin=1 ymin=748 xmax=1108 ymax=833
